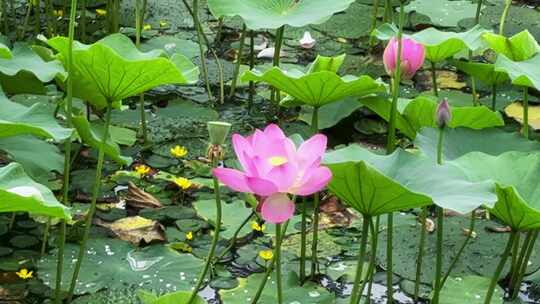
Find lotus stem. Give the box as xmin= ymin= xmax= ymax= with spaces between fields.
xmin=499 ymin=0 xmax=512 ymax=35
xmin=441 ymin=212 xmax=476 ymax=287
xmin=467 ymin=0 xmax=482 ymax=106
xmin=349 ymin=215 xmax=371 ymax=304
xmin=55 ymin=0 xmax=77 ymax=300
xmin=1 ymin=0 xmax=8 ymax=34
xmin=432 ymin=207 xmax=444 ymax=304
xmin=365 ymin=216 xmax=380 ymax=303
xmin=19 ymin=0 xmax=32 ymax=40
xmin=229 ymin=23 xmax=247 ymax=100
xmin=215 ymin=16 xmax=224 ymax=45
xmin=510 ymin=231 xmax=531 ymax=291
xmin=216 ymin=211 xmax=254 ymax=261
xmin=67 ymin=102 xmax=113 ymax=302
xmin=44 ymin=0 xmax=52 ymax=36
xmin=413 ymin=207 xmax=428 ymax=301
xmin=383 ymin=0 xmax=392 ymax=23
xmin=523 ymin=87 xmax=529 ymax=139
xmin=484 ymin=231 xmax=518 ymax=304
xmin=112 ymin=0 xmax=119 ymax=32
xmin=34 ymin=0 xmax=40 ymax=34
xmin=431 ymin=61 xmax=439 ymax=97
xmin=491 ymin=85 xmax=497 ymax=111
xmin=310 ymin=192 xmax=320 ymax=280
xmin=299 ymin=197 xmax=308 ymax=282
xmin=511 ymin=232 xmax=521 ymax=277
xmin=135 ymin=0 xmax=148 ymax=144
xmin=40 ymin=219 xmax=51 ymax=255
xmin=187 ymin=153 xmax=223 ymax=304
xmin=250 ymin=220 xmax=290 ymax=304
xmin=248 ymin=30 xmax=255 ymax=112
xmin=275 ymin=223 xmax=284 ymax=304
xmin=80 ymin=0 xmax=86 ymax=41
xmin=368 ymin=0 xmax=380 ymax=49
xmin=271 ymin=26 xmax=285 ymax=106
xmin=384 ymin=4 xmax=404 ymax=303
xmin=511 ymin=230 xmax=539 ymax=299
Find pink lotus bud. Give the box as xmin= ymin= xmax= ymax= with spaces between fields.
xmin=436 ymin=98 xmax=452 ymax=128
xmin=383 ymin=37 xmax=425 ymax=79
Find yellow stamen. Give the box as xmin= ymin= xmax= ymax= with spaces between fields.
xmin=268 ymin=156 xmax=288 ymax=166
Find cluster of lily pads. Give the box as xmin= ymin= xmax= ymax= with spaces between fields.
xmin=1 ymin=0 xmax=540 ymax=303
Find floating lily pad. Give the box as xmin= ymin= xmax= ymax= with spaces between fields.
xmin=38 ymin=238 xmax=204 ymax=295
xmin=439 ymin=276 xmax=504 ymax=304
xmin=193 ymin=199 xmax=252 ymax=239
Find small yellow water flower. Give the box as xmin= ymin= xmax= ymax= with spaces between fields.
xmin=143 ymin=24 xmax=152 ymax=31
xmin=259 ymin=250 xmax=273 ymax=261
xmin=186 ymin=231 xmax=193 ymax=241
xmin=170 ymin=145 xmax=188 ymax=158
xmin=251 ymin=221 xmax=265 ymax=232
xmin=16 ymin=269 xmax=33 ymax=279
xmin=53 ymin=9 xmax=64 ymax=17
xmin=173 ymin=177 xmax=192 ymax=190
xmin=134 ymin=164 xmax=151 ymax=176
xmin=95 ymin=8 xmax=107 ymax=16
xmin=160 ymin=20 xmax=168 ymax=27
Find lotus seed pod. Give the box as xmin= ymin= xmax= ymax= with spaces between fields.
xmin=207 ymin=121 xmax=232 ymax=145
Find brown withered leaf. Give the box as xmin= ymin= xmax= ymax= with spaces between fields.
xmin=486 ymin=225 xmax=512 ymax=233
xmin=96 ymin=216 xmax=165 ymax=245
xmin=319 ymin=195 xmax=357 ymax=228
xmin=125 ymin=182 xmax=162 ymax=209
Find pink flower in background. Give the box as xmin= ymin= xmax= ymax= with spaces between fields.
xmin=383 ymin=37 xmax=425 ymax=79
xmin=213 ymin=124 xmax=332 ymax=224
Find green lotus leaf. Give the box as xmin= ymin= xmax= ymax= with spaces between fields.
xmin=45 ymin=33 xmax=198 ymax=109
xmin=0 ymin=91 xmax=73 ymax=141
xmin=72 ymin=115 xmax=132 ymax=165
xmin=440 ymin=276 xmax=503 ymax=304
xmin=0 ymin=163 xmax=70 ymax=219
xmin=38 ymin=238 xmax=204 ymax=295
xmin=242 ymin=55 xmax=385 ymax=108
xmin=323 ymin=145 xmax=497 ymax=214
xmin=453 ymin=152 xmax=540 ymax=231
xmin=0 ymin=43 xmax=11 ymax=59
xmin=0 ymin=135 xmax=64 ymax=182
xmin=137 ymin=290 xmax=206 ymax=304
xmin=207 ymin=0 xmax=355 ymax=30
xmin=193 ymin=199 xmax=252 ymax=239
xmin=0 ymin=43 xmax=66 ymax=94
xmin=360 ymin=96 xmax=504 ymax=139
xmin=451 ymin=60 xmax=509 ymax=86
xmin=374 ymin=24 xmax=489 ymax=63
xmin=482 ymin=30 xmax=540 ymax=62
xmin=404 ymin=0 xmax=480 ymax=28
xmin=494 ymin=53 xmax=540 ymax=90
xmin=415 ymin=127 xmax=540 ymax=161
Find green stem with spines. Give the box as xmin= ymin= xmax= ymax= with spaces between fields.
xmin=54 ymin=0 xmax=77 ymax=300
xmin=413 ymin=207 xmax=428 ymax=301
xmin=368 ymin=0 xmax=380 ymax=49
xmin=135 ymin=0 xmax=148 ymax=144
xmin=510 ymin=232 xmax=522 ymax=282
xmin=432 ymin=127 xmax=445 ymax=304
xmin=364 ymin=216 xmax=380 ymax=303
xmin=384 ymin=4 xmax=405 ymax=303
xmin=248 ymin=31 xmax=255 ymax=112
xmin=383 ymin=0 xmax=392 ymax=23
xmin=34 ymin=0 xmax=41 ymax=34
xmin=67 ymin=102 xmax=113 ymax=302
xmin=349 ymin=215 xmax=371 ymax=304
xmin=80 ymin=0 xmax=86 ymax=41
xmin=271 ymin=26 xmax=285 ymax=108
xmin=229 ymin=23 xmax=247 ymax=100
xmin=40 ymin=219 xmax=51 ymax=255
xmin=484 ymin=231 xmax=517 ymax=304
xmin=441 ymin=212 xmax=476 ymax=287
xmin=469 ymin=0 xmax=483 ymax=106
xmin=19 ymin=0 xmax=33 ymax=39
xmin=510 ymin=231 xmax=532 ymax=292
xmin=511 ymin=230 xmax=539 ymax=299
xmin=310 ymin=106 xmax=320 ymax=280
xmin=1 ymin=0 xmax=7 ymax=34
xmin=275 ymin=223 xmax=284 ymax=304
xmin=299 ymin=197 xmax=308 ymax=282
xmin=499 ymin=0 xmax=512 ymax=36
xmin=187 ymin=155 xmax=223 ymax=304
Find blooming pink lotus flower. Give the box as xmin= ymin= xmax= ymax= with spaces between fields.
xmin=383 ymin=37 xmax=425 ymax=79
xmin=213 ymin=124 xmax=332 ymax=224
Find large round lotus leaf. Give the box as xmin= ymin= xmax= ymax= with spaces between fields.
xmin=207 ymin=0 xmax=355 ymax=30
xmin=404 ymin=0 xmax=480 ymax=27
xmin=219 ymin=271 xmax=335 ymax=304
xmin=0 ymin=163 xmax=70 ymax=219
xmin=376 ymin=215 xmax=539 ymax=285
xmin=323 ymin=145 xmax=497 ymax=214
xmin=494 ymin=53 xmax=540 ymax=90
xmin=374 ymin=23 xmax=489 ymax=63
xmin=482 ymin=30 xmax=540 ymax=62
xmin=0 ymin=91 xmax=73 ymax=141
xmin=242 ymin=55 xmax=385 ymax=108
xmin=453 ymin=152 xmax=540 ymax=231
xmin=451 ymin=60 xmax=509 ymax=86
xmin=45 ymin=34 xmax=198 ymax=110
xmin=0 ymin=43 xmax=66 ymax=94
xmin=439 ymin=276 xmax=504 ymax=304
xmin=360 ymin=96 xmax=504 ymax=139
xmin=415 ymin=127 xmax=540 ymax=161
xmin=38 ymin=238 xmax=204 ymax=295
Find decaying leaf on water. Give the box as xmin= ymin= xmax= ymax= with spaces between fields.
xmin=96 ymin=216 xmax=165 ymax=245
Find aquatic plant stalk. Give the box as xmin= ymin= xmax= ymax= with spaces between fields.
xmin=511 ymin=230 xmax=539 ymax=299
xmin=187 ymin=153 xmax=223 ymax=304
xmin=310 ymin=107 xmax=320 ymax=280
xmin=349 ymin=215 xmax=371 ymax=304
xmin=248 ymin=31 xmax=255 ymax=112
xmin=80 ymin=0 xmax=86 ymax=41
xmin=299 ymin=197 xmax=308 ymax=282
xmin=34 ymin=0 xmax=40 ymax=34
xmin=250 ymin=220 xmax=290 ymax=304
xmin=135 ymin=0 xmax=148 ymax=144
xmin=365 ymin=216 xmax=380 ymax=303
xmin=523 ymin=87 xmax=529 ymax=139
xmin=54 ymin=0 xmax=77 ymax=300
xmin=510 ymin=231 xmax=531 ymax=293
xmin=368 ymin=0 xmax=380 ymax=48
xmin=67 ymin=102 xmax=113 ymax=302
xmin=413 ymin=207 xmax=428 ymax=301
xmin=384 ymin=4 xmax=405 ymax=303
xmin=41 ymin=219 xmax=51 ymax=255
xmin=510 ymin=233 xmax=522 ymax=278
xmin=491 ymin=85 xmax=497 ymax=111
xmin=432 ymin=127 xmax=445 ymax=304
xmin=271 ymin=26 xmax=285 ymax=106
xmin=19 ymin=0 xmax=33 ymax=39
xmin=499 ymin=0 xmax=512 ymax=35
xmin=469 ymin=0 xmax=483 ymax=106
xmin=383 ymin=0 xmax=392 ymax=23
xmin=216 ymin=211 xmax=254 ymax=261
xmin=431 ymin=61 xmax=439 ymax=97
xmin=275 ymin=223 xmax=284 ymax=304
xmin=229 ymin=23 xmax=247 ymax=100
xmin=484 ymin=231 xmax=517 ymax=304
xmin=1 ymin=0 xmax=7 ymax=34
xmin=441 ymin=212 xmax=476 ymax=286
